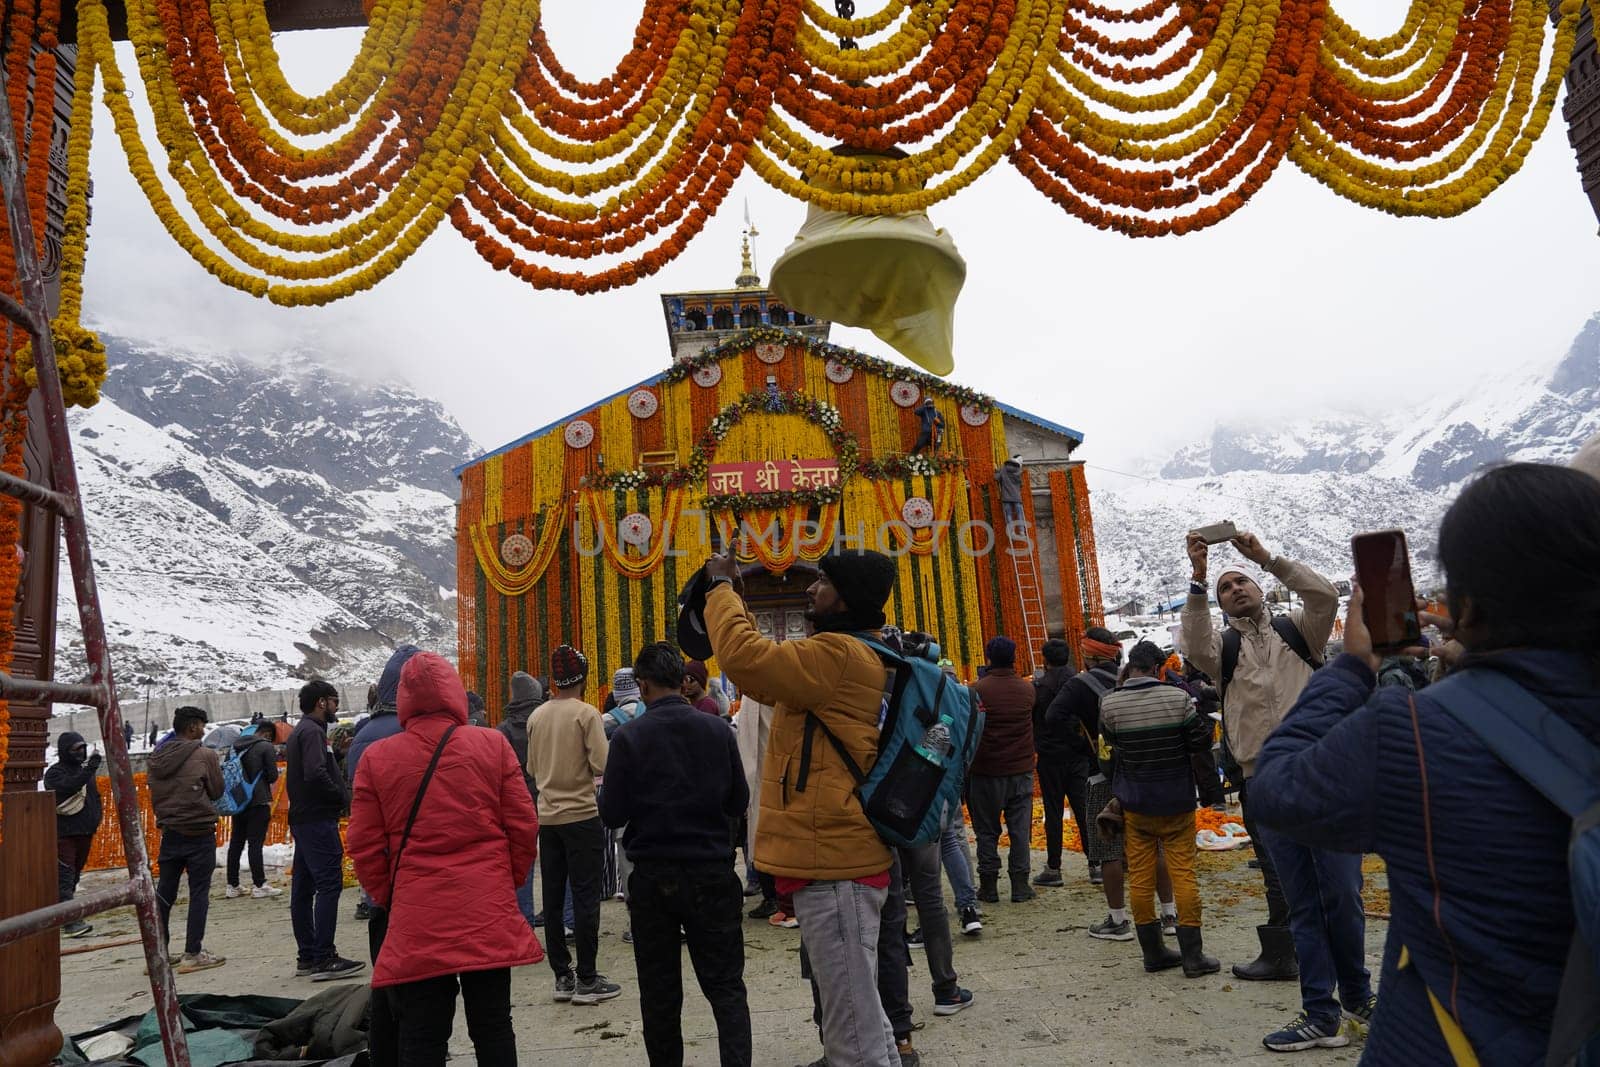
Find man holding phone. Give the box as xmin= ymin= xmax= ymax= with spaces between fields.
xmin=1182 ymin=530 xmax=1373 ymax=1052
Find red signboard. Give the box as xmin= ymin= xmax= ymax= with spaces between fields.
xmin=706 ymin=459 xmax=840 ymax=495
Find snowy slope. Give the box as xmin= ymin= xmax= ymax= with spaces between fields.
xmin=1093 ymin=313 xmax=1600 ymax=609
xmin=54 ymin=336 xmax=476 ymax=691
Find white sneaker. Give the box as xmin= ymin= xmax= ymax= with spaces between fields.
xmin=251 ymin=884 xmax=283 ymax=899
xmin=224 ymin=885 xmax=244 ymax=899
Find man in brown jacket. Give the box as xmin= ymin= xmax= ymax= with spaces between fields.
xmin=147 ymin=705 xmax=226 ymax=972
xmin=970 ymin=636 xmax=1038 ymax=903
xmin=705 ymin=548 xmax=903 ymax=1067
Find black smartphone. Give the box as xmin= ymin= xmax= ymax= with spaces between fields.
xmin=1351 ymin=529 xmax=1423 ymax=652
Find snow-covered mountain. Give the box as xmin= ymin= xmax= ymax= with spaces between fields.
xmin=1092 ymin=313 xmax=1600 ymax=610
xmin=55 ymin=336 xmax=477 ymax=692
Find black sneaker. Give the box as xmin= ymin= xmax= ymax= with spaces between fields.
xmin=310 ymin=956 xmax=366 ymax=982
xmin=1088 ymin=862 xmax=1104 ymax=886
xmin=63 ymin=920 xmax=93 ymax=939
xmin=293 ymin=958 xmax=318 ymax=976
xmin=553 ymin=971 xmax=575 ymax=1002
xmin=906 ymin=927 xmax=925 ymax=949
xmin=353 ymin=901 xmax=371 ymax=921
xmin=1032 ymin=867 xmax=1063 ymax=887
xmin=743 ymin=881 xmax=762 ymax=898
xmin=531 ymin=911 xmax=544 ymax=926
xmin=571 ymin=974 xmax=622 ymax=1005
xmin=748 ymin=897 xmax=778 ymax=920
xmin=959 ymin=906 xmax=983 ymax=936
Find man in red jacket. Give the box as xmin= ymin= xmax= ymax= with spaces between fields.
xmin=970 ymin=636 xmax=1037 ymax=903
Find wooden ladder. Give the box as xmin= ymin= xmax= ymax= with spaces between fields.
xmin=1009 ymin=527 xmax=1050 ymax=675
xmin=0 ymin=69 xmax=190 ymax=1065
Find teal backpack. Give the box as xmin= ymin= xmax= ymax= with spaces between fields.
xmin=799 ymin=635 xmax=985 ymax=848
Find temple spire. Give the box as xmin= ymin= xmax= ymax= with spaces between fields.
xmin=735 ymin=201 xmax=760 ymax=288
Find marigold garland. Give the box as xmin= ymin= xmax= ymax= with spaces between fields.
xmin=43 ymin=0 xmax=1585 ymax=303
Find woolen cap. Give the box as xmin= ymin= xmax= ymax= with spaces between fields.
xmin=509 ymin=670 xmax=542 ymax=704
xmin=551 ymin=645 xmax=589 ymax=689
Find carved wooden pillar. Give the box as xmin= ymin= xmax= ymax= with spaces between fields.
xmin=0 ymin=41 xmax=72 ymax=1066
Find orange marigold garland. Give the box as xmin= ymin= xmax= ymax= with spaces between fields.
xmin=60 ymin=0 xmax=1586 ymax=300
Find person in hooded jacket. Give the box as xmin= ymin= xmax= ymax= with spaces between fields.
xmin=1031 ymin=638 xmax=1077 ymax=889
xmin=46 ymin=731 xmax=103 ymax=937
xmin=349 ymin=651 xmax=542 ymax=1067
xmin=225 ymin=724 xmax=282 ymax=899
xmin=500 ymin=669 xmax=545 ymax=930
xmin=347 ymin=645 xmax=422 ymax=921
xmin=148 ymin=705 xmax=226 ymax=971
xmin=1253 ymin=463 xmax=1600 ymax=1064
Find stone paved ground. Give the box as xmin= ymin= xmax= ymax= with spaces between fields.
xmin=58 ymin=842 xmax=1387 ymax=1065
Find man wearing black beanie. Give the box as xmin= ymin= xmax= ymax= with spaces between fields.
xmin=704 ymin=547 xmax=907 ymax=1067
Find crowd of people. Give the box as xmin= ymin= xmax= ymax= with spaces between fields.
xmin=47 ymin=455 xmax=1600 ymax=1066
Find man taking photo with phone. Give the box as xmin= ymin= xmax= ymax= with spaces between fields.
xmin=1181 ymin=530 xmax=1373 ymax=1052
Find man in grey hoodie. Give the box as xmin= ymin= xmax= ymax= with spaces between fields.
xmin=500 ymin=669 xmax=545 ymax=930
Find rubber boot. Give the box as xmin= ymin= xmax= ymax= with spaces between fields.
xmin=1135 ymin=922 xmax=1182 ymax=973
xmin=978 ymin=872 xmax=999 ymax=903
xmin=1231 ymin=924 xmax=1299 ymax=981
xmin=1176 ymin=926 xmax=1220 ymax=978
xmin=1010 ymin=873 xmax=1036 ymax=902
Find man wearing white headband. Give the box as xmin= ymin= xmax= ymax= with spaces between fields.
xmin=1182 ymin=530 xmax=1371 ymax=1053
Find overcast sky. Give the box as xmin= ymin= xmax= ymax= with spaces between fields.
xmin=81 ymin=5 xmax=1600 ymax=474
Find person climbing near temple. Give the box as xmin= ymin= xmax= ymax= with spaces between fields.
xmin=997 ymin=455 xmax=1025 ymax=525
xmin=47 ymin=731 xmax=102 ymax=938
xmin=148 ymin=705 xmax=226 ymax=972
xmin=911 ymin=397 xmax=945 ymax=454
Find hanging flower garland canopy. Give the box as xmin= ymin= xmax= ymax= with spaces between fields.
xmin=60 ymin=0 xmax=1586 ymax=307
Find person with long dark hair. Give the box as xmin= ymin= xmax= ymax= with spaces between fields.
xmin=1252 ymin=462 xmax=1600 ymax=1063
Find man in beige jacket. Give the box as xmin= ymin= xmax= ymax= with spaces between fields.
xmin=527 ymin=644 xmax=619 ymax=1006
xmin=1182 ymin=531 xmax=1372 ymax=1052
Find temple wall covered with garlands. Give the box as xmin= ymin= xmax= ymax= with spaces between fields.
xmin=456 ymin=329 xmax=1102 ymax=722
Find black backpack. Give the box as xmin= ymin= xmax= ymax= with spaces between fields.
xmin=1219 ymin=616 xmax=1321 ymax=701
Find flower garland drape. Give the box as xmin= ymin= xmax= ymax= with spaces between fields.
xmin=70 ymin=0 xmax=1587 ymax=304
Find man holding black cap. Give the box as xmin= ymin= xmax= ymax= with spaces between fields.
xmin=704 ymin=547 xmax=904 ymax=1067
xmin=528 ymin=644 xmax=619 ymax=1006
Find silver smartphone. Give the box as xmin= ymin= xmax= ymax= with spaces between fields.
xmin=1191 ymin=520 xmax=1238 ymax=545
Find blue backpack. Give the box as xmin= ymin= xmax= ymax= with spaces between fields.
xmin=214 ymin=743 xmax=265 ymax=816
xmin=799 ymin=635 xmax=985 ymax=848
xmin=1434 ymin=669 xmax=1600 ymax=1066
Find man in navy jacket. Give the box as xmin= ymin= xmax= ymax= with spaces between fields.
xmin=600 ymin=642 xmax=751 ymax=1066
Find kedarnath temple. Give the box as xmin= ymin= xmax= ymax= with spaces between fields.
xmin=453 ymin=260 xmax=1105 ymax=721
